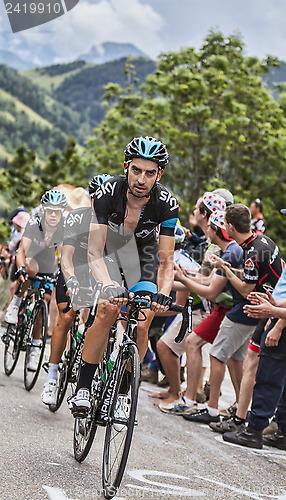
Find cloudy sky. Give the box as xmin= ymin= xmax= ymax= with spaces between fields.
xmin=1 ymin=0 xmax=286 ymax=64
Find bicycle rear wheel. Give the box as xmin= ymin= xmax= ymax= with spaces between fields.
xmin=48 ymin=360 xmax=69 ymax=412
xmin=73 ymin=364 xmax=103 ymax=463
xmin=24 ymin=300 xmax=48 ymax=391
xmin=102 ymin=343 xmax=139 ymax=499
xmin=3 ymin=323 xmax=23 ymax=376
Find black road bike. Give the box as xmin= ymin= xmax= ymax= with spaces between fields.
xmin=72 ymin=286 xmax=192 ymax=499
xmin=2 ymin=273 xmax=58 ymax=391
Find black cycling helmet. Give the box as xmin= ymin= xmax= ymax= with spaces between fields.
xmin=88 ymin=174 xmax=113 ymax=196
xmin=41 ymin=189 xmax=68 ymax=209
xmin=124 ymin=136 xmax=169 ymax=169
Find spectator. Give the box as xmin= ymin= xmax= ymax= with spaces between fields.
xmin=250 ymin=198 xmax=267 ymax=235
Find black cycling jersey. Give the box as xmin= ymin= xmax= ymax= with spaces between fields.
xmin=241 ymin=233 xmax=283 ymax=293
xmin=62 ymin=206 xmax=93 ymax=293
xmin=91 ymin=175 xmax=179 ymax=248
xmin=91 ymin=176 xmax=179 ymax=292
xmin=23 ymin=214 xmax=64 ymax=274
xmin=64 ymin=207 xmax=92 ymax=267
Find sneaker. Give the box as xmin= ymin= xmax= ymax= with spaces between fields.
xmin=42 ymin=379 xmax=57 ymax=405
xmin=68 ymin=388 xmax=91 ymax=417
xmin=5 ymin=305 xmax=19 ymax=324
xmin=223 ymin=425 xmax=263 ymax=449
xmin=113 ymin=395 xmax=130 ymax=432
xmin=183 ymin=408 xmax=220 ymax=424
xmin=263 ymin=420 xmax=278 ymax=436
xmin=159 ymin=398 xmax=198 ymax=415
xmin=27 ymin=350 xmax=40 ymax=371
xmin=222 ymin=425 xmax=263 ymax=450
xmin=263 ymin=429 xmax=286 ymax=450
xmin=209 ymin=417 xmax=245 ymax=434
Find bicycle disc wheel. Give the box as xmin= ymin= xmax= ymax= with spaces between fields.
xmin=24 ymin=300 xmax=48 ymax=391
xmin=73 ymin=364 xmax=103 ymax=463
xmin=48 ymin=360 xmax=69 ymax=413
xmin=102 ymin=343 xmax=139 ymax=499
xmin=3 ymin=323 xmax=23 ymax=376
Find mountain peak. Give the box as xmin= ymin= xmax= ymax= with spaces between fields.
xmin=77 ymin=42 xmax=148 ymax=64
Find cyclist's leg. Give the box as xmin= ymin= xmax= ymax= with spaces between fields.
xmin=5 ymin=257 xmax=37 ymax=323
xmin=68 ymin=300 xmax=119 ymax=413
xmin=42 ymin=271 xmax=75 ymax=404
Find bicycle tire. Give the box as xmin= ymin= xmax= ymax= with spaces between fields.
xmin=3 ymin=323 xmax=23 ymax=376
xmin=102 ymin=343 xmax=139 ymax=499
xmin=73 ymin=363 xmax=103 ymax=463
xmin=24 ymin=300 xmax=48 ymax=391
xmin=48 ymin=360 xmax=69 ymax=412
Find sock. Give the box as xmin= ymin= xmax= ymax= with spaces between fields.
xmin=183 ymin=396 xmax=196 ymax=406
xmin=76 ymin=360 xmax=98 ymax=392
xmin=48 ymin=363 xmax=58 ymax=381
xmin=234 ymin=415 xmax=245 ymax=425
xmin=119 ymin=371 xmax=131 ymax=395
xmin=11 ymin=295 xmax=21 ymax=307
xmin=207 ymin=405 xmax=220 ymax=417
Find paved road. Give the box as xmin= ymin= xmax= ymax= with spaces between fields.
xmin=0 ymin=329 xmax=286 ymax=500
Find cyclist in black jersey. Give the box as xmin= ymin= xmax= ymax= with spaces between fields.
xmin=42 ymin=176 xmax=109 ymax=405
xmin=68 ymin=136 xmax=179 ymax=413
xmin=5 ymin=190 xmax=67 ymax=371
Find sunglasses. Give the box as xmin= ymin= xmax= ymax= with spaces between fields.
xmin=44 ymin=208 xmax=64 ymax=215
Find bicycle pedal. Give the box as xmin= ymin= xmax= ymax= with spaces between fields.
xmin=42 ymin=362 xmax=49 ymax=373
xmin=71 ymin=407 xmax=88 ymax=419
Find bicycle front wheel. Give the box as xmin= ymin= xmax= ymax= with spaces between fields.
xmin=24 ymin=300 xmax=48 ymax=391
xmin=3 ymin=323 xmax=23 ymax=376
xmin=102 ymin=343 xmax=139 ymax=499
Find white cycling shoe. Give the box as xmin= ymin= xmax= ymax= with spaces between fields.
xmin=27 ymin=350 xmax=40 ymax=371
xmin=42 ymin=380 xmax=57 ymax=405
xmin=113 ymin=395 xmax=130 ymax=432
xmin=68 ymin=388 xmax=91 ymax=417
xmin=5 ymin=305 xmax=19 ymax=324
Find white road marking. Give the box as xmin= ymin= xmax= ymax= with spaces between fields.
xmin=43 ymin=486 xmax=76 ymax=499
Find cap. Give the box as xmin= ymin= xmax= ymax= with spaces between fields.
xmin=281 ymin=209 xmax=286 ymax=215
xmin=212 ymin=188 xmax=234 ymax=206
xmin=209 ymin=210 xmax=233 ymax=241
xmin=12 ymin=211 xmax=30 ymax=229
xmin=202 ymin=192 xmax=226 ymax=212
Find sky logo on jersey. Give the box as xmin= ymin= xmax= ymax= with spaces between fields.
xmin=95 ymin=181 xmax=117 ymax=199
xmin=245 ymin=258 xmax=255 ymax=271
xmin=159 ymin=191 xmax=179 ymax=212
xmin=4 ymin=0 xmax=79 ymax=33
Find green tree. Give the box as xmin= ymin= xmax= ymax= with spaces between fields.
xmin=40 ymin=137 xmax=85 ymax=191
xmin=2 ymin=145 xmax=39 ymax=210
xmin=84 ymin=30 xmax=286 ymax=252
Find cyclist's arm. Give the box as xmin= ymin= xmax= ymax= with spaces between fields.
xmin=87 ymin=222 xmax=116 ymax=288
xmin=61 ymin=244 xmax=76 ymax=281
xmin=157 ymin=235 xmax=176 ymax=296
xmin=16 ymin=236 xmax=31 ymax=268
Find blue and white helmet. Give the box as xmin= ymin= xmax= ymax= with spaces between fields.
xmin=88 ymin=174 xmax=113 ymax=196
xmin=174 ymin=224 xmax=185 ymax=244
xmin=124 ymin=136 xmax=169 ymax=169
xmin=41 ymin=189 xmax=68 ymax=209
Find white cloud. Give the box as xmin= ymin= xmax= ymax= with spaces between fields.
xmin=17 ymin=0 xmax=164 ymax=63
